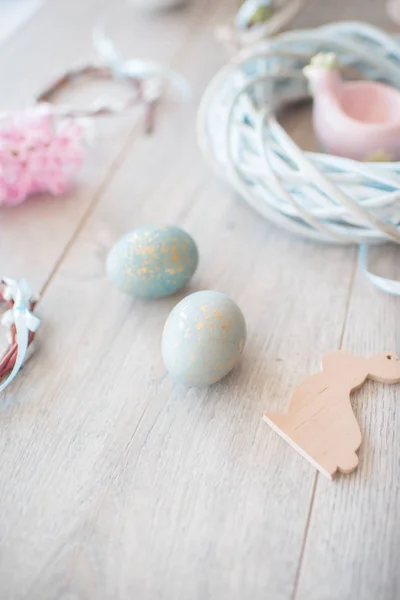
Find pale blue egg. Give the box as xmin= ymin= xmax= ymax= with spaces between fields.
xmin=106 ymin=225 xmax=198 ymax=298
xmin=162 ymin=290 xmax=246 ymax=386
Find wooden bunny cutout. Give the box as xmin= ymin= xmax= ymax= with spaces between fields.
xmin=264 ymin=351 xmax=400 ymax=480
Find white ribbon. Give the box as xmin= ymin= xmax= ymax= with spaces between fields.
xmin=0 ymin=278 xmax=40 ymax=393
xmin=93 ymin=23 xmax=191 ymax=102
xmin=359 ymin=245 xmax=400 ymax=296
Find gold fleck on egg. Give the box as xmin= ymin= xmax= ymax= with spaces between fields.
xmin=107 ymin=224 xmax=198 ymax=298
xmin=162 ymin=290 xmax=246 ymax=386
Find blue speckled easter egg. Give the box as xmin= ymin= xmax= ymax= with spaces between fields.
xmin=162 ymin=290 xmax=246 ymax=386
xmin=106 ymin=225 xmax=198 ymax=299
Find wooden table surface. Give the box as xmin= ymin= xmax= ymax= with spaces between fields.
xmin=0 ymin=1 xmax=399 ymax=599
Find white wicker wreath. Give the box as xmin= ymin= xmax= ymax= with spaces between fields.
xmin=198 ymin=21 xmax=400 ymax=246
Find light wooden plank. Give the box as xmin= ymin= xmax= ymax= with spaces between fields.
xmin=287 ymin=4 xmax=400 ymax=599
xmin=0 ymin=0 xmax=43 ymax=46
xmin=0 ymin=0 xmax=203 ymax=287
xmin=294 ymin=245 xmax=400 ymax=600
xmin=0 ymin=0 xmax=130 ymax=286
xmin=0 ymin=4 xmax=357 ymax=600
xmin=2 ymin=1 xmax=398 ymax=599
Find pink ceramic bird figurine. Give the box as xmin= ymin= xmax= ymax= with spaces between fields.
xmin=304 ymin=52 xmax=400 ymax=162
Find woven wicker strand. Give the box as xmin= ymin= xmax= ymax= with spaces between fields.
xmin=198 ymin=21 xmax=400 ymax=246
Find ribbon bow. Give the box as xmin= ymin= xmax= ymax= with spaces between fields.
xmin=0 ymin=278 xmax=40 ymax=393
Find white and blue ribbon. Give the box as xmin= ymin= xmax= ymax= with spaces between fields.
xmin=0 ymin=278 xmax=40 ymax=393
xmin=93 ymin=22 xmax=191 ymax=102
xmin=359 ymin=245 xmax=400 ymax=296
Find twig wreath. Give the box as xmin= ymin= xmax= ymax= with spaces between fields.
xmin=1 ymin=50 xmax=189 ymax=208
xmin=0 ymin=66 xmax=159 ymax=207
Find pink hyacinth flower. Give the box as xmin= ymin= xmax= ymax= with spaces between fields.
xmin=0 ymin=104 xmax=85 ymax=206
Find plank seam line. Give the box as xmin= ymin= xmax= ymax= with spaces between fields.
xmin=37 ymin=0 xmax=220 ymax=302
xmin=38 ymin=120 xmax=143 ymax=300
xmin=290 ymin=249 xmax=358 ymax=600
xmin=338 ymin=250 xmax=358 ymax=349
xmin=290 ymin=471 xmax=318 ymax=600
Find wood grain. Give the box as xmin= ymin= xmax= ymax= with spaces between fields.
xmin=0 ymin=1 xmax=399 ymax=599
xmin=0 ymin=0 xmax=205 ymax=287
xmin=1 ymin=1 xmax=353 ymax=598
xmin=295 ymin=247 xmax=400 ymax=600
xmin=265 ymin=350 xmax=400 ymax=480
xmin=285 ymin=7 xmax=400 ymax=600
